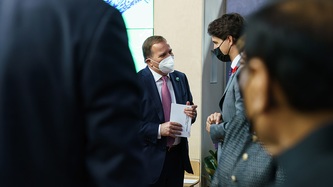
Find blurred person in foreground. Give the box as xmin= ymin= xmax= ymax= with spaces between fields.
xmin=0 ymin=0 xmax=147 ymax=186
xmin=240 ymin=0 xmax=333 ymax=186
xmin=138 ymin=35 xmax=197 ymax=187
xmin=206 ymin=14 xmax=284 ymax=186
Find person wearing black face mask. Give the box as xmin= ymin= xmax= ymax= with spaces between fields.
xmin=206 ymin=13 xmax=245 ymax=163
xmin=212 ymin=39 xmax=231 ymax=62
xmin=205 ymin=13 xmax=285 ymax=187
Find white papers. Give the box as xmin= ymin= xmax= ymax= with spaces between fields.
xmin=170 ymin=103 xmax=192 ymax=137
xmin=183 ymin=178 xmax=199 ymax=184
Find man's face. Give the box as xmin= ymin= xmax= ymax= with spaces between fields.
xmin=146 ymin=41 xmax=173 ymax=75
xmin=211 ymin=36 xmax=228 ymax=54
xmin=211 ymin=36 xmax=223 ymax=49
xmin=239 ymin=57 xmax=259 ymax=121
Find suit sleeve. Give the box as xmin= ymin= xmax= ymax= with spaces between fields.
xmin=81 ymin=7 xmax=147 ymax=187
xmin=233 ymin=73 xmax=246 ymax=116
xmin=183 ymin=73 xmax=197 ymax=124
xmin=210 ymin=120 xmax=227 ymax=143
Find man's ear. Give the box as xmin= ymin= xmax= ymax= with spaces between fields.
xmin=226 ymin=35 xmax=234 ymax=46
xmin=145 ymin=58 xmax=152 ymax=67
xmin=248 ymin=58 xmax=270 ymax=115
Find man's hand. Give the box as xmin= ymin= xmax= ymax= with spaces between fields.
xmin=184 ymin=101 xmax=198 ymax=118
xmin=160 ymin=122 xmax=183 ymax=138
xmin=206 ymin=112 xmax=222 ymax=133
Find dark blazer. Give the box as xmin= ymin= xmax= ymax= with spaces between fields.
xmin=138 ymin=66 xmax=194 ymax=184
xmin=0 ymin=0 xmax=147 ymax=186
xmin=277 ymin=122 xmax=333 ymax=187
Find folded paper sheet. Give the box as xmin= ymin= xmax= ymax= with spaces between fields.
xmin=170 ymin=103 xmax=192 ymax=137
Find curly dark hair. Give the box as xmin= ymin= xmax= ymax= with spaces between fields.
xmin=208 ymin=13 xmax=246 ymax=43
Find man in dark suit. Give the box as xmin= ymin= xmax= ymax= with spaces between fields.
xmin=240 ymin=0 xmax=333 ymax=186
xmin=138 ymin=35 xmax=198 ymax=187
xmin=0 ymin=0 xmax=147 ymax=186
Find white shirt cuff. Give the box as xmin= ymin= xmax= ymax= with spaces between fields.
xmin=158 ymin=124 xmax=161 ymax=139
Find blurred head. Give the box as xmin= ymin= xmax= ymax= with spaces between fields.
xmin=236 ymin=35 xmax=246 ymax=66
xmin=142 ymin=35 xmax=174 ymax=75
xmin=240 ymin=0 xmax=333 ymax=155
xmin=208 ymin=13 xmax=245 ymax=62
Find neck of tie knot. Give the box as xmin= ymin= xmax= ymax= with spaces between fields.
xmin=162 ymin=75 xmax=168 ymax=82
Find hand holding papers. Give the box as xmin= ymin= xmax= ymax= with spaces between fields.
xmin=170 ymin=103 xmax=192 ymax=137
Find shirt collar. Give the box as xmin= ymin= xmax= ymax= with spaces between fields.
xmin=148 ymin=66 xmax=169 ymax=82
xmin=231 ymin=54 xmax=241 ymax=69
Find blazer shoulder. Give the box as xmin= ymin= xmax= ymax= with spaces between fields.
xmin=172 ymin=70 xmax=185 ymax=76
xmin=170 ymin=70 xmax=187 ymax=80
xmin=137 ymin=66 xmax=150 ymax=76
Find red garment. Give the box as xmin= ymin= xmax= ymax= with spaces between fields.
xmin=232 ymin=66 xmax=239 ymax=74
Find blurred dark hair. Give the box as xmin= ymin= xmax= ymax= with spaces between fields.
xmin=236 ymin=34 xmax=246 ymax=53
xmin=208 ymin=13 xmax=245 ymax=43
xmin=245 ymin=0 xmax=333 ymax=111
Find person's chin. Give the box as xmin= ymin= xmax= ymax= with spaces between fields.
xmin=260 ymin=141 xmax=284 ymax=157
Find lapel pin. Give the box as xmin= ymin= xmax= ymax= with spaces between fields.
xmin=176 ymin=77 xmax=180 ymax=81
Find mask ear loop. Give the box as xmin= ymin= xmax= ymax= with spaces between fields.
xmin=226 ymin=44 xmax=232 ymax=55
xmin=225 ymin=36 xmax=234 ymax=55
xmin=210 ymin=40 xmax=224 ymax=53
xmin=218 ymin=40 xmax=224 ymax=48
xmin=147 ymin=58 xmax=159 ymax=70
xmin=224 ymin=34 xmax=236 ymax=55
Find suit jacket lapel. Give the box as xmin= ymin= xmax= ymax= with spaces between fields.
xmin=219 ymin=73 xmax=235 ymax=109
xmin=222 ymin=59 xmax=241 ymax=97
xmin=170 ymin=73 xmax=182 ymax=103
xmin=219 ymin=60 xmax=241 ymax=109
xmin=223 ymin=73 xmax=235 ymax=96
xmin=142 ymin=67 xmax=164 ymax=121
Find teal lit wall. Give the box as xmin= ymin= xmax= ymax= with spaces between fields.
xmin=105 ymin=0 xmax=154 ymax=72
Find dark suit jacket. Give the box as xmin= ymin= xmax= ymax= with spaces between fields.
xmin=0 ymin=0 xmax=147 ymax=186
xmin=277 ymin=122 xmax=333 ymax=187
xmin=138 ymin=66 xmax=194 ymax=184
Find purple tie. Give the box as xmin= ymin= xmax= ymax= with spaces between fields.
xmin=228 ymin=68 xmax=232 ymax=77
xmin=161 ymin=76 xmax=174 ymax=146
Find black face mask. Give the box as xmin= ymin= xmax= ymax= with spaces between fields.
xmin=211 ymin=41 xmax=231 ymax=62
